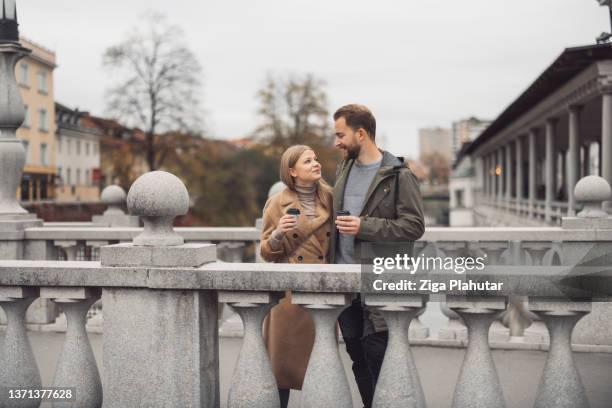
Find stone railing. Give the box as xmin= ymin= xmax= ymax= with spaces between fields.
xmin=1 ymin=171 xmax=611 ymax=407
xmin=477 ymin=193 xmax=573 ymax=225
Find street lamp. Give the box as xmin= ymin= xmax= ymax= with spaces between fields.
xmin=596 ymin=0 xmax=612 ymax=44
xmin=0 ymin=0 xmax=32 ymax=215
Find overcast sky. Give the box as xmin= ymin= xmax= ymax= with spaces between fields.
xmin=17 ymin=0 xmax=608 ymax=159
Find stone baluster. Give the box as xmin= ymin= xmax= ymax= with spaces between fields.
xmin=0 ymin=287 xmax=42 ymax=408
xmin=54 ymin=240 xmax=78 ymax=261
xmin=219 ymin=291 xmax=279 ymax=408
xmin=477 ymin=241 xmax=507 ymax=265
xmin=365 ymin=294 xmax=426 ymax=408
xmin=448 ymin=296 xmax=507 ymax=408
xmin=530 ymin=299 xmax=591 ymax=408
xmin=292 ymin=293 xmax=352 ymax=408
xmin=40 ymin=287 xmax=102 ymax=408
xmin=86 ymin=240 xmax=109 ymax=261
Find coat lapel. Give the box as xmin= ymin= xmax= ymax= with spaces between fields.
xmin=279 ymin=188 xmax=329 ymax=255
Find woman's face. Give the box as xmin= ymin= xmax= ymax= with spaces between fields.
xmin=289 ymin=149 xmax=322 ymax=185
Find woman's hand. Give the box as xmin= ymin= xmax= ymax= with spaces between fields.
xmin=276 ymin=214 xmax=298 ymax=233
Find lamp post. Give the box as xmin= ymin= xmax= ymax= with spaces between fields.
xmin=596 ymin=0 xmax=612 ymax=44
xmin=0 ymin=0 xmax=31 ymax=215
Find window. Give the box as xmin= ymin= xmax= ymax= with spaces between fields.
xmin=37 ymin=71 xmax=48 ymax=94
xmin=93 ymin=143 xmax=98 ymax=155
xmin=19 ymin=63 xmax=28 ymax=86
xmin=23 ymin=105 xmax=29 ymax=128
xmin=85 ymin=169 xmax=90 ymax=186
xmin=66 ymin=168 xmax=71 ymax=185
xmin=40 ymin=143 xmax=47 ymax=166
xmin=76 ymin=140 xmax=81 ymax=155
xmin=38 ymin=109 xmax=48 ymax=132
xmin=67 ymin=139 xmax=72 ymax=155
xmin=22 ymin=140 xmax=29 ymax=164
xmin=85 ymin=142 xmax=90 ymax=156
xmin=76 ymin=169 xmax=81 ymax=186
xmin=57 ymin=167 xmax=62 ymax=185
xmin=57 ymin=137 xmax=62 ymax=154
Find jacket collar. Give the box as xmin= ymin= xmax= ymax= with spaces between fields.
xmin=334 ymin=150 xmax=405 ymax=213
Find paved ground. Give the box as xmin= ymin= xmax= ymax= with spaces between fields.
xmin=7 ymin=332 xmax=612 ymax=407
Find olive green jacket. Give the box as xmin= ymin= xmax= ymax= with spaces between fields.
xmin=330 ymin=150 xmax=425 ymax=263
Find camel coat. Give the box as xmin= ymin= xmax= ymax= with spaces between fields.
xmin=260 ymin=187 xmax=332 ymax=390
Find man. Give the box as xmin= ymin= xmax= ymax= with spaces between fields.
xmin=331 ymin=104 xmax=425 ymax=407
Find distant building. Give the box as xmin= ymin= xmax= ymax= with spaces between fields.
xmin=80 ymin=115 xmax=149 ymax=191
xmin=451 ymin=117 xmax=491 ymax=162
xmin=16 ymin=37 xmax=57 ymax=201
xmin=54 ymin=103 xmax=101 ymax=202
xmin=418 ymin=127 xmax=451 ymax=161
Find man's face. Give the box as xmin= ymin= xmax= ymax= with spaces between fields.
xmin=334 ymin=117 xmax=361 ymax=160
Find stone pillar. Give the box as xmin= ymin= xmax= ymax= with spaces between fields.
xmin=516 ymin=137 xmax=523 ymax=214
xmin=0 ymin=38 xmax=43 ymax=259
xmin=505 ymin=144 xmax=512 ymax=210
xmin=568 ymin=105 xmax=581 ymax=216
xmin=529 ymin=130 xmax=537 ymax=218
xmin=530 ymin=300 xmax=591 ymax=408
xmin=449 ymin=296 xmax=507 ymax=408
xmin=602 ymin=92 xmax=612 ymax=213
xmin=219 ymin=291 xmax=279 ymax=408
xmin=496 ymin=149 xmax=503 ymax=204
xmin=0 ymin=287 xmax=42 ymax=408
xmin=92 ymin=185 xmax=139 ymax=227
xmin=292 ymin=293 xmax=352 ymax=408
xmin=100 ymin=171 xmax=219 ymax=408
xmin=41 ymin=287 xmax=102 ymax=408
xmin=545 ymin=120 xmax=556 ymax=222
xmin=365 ymin=294 xmax=426 ymax=408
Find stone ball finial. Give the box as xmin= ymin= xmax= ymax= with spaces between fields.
xmin=100 ymin=185 xmax=127 ymax=215
xmin=574 ymin=175 xmax=612 ymax=218
xmin=268 ymin=181 xmax=287 ymax=198
xmin=127 ymin=171 xmax=189 ymax=246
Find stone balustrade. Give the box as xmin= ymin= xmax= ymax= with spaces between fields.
xmin=0 ymin=257 xmax=608 ymax=407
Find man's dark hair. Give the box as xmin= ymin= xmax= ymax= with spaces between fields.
xmin=333 ymin=104 xmax=376 ymax=140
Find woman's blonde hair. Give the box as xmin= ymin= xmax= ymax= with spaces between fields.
xmin=279 ymin=145 xmax=332 ymax=209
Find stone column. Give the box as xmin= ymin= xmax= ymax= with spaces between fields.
xmin=91 ymin=185 xmax=139 ymax=227
xmin=529 ymin=130 xmax=537 ymax=218
xmin=41 ymin=287 xmax=102 ymax=408
xmin=449 ymin=296 xmax=507 ymax=408
xmin=0 ymin=287 xmax=42 ymax=408
xmin=568 ymin=105 xmax=581 ymax=216
xmin=602 ymin=92 xmax=612 ymax=213
xmin=219 ymin=291 xmax=279 ymax=408
xmin=516 ymin=137 xmax=523 ymax=214
xmin=545 ymin=120 xmax=556 ymax=222
xmin=365 ymin=294 xmax=426 ymax=408
xmin=530 ymin=299 xmax=591 ymax=408
xmin=497 ymin=149 xmax=504 ymax=204
xmin=0 ymin=37 xmax=42 ymax=259
xmin=292 ymin=293 xmax=352 ymax=408
xmin=100 ymin=171 xmax=219 ymax=408
xmin=505 ymin=144 xmax=512 ymax=210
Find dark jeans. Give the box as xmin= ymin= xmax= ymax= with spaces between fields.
xmin=338 ymin=298 xmax=388 ymax=408
xmin=278 ymin=388 xmax=290 ymax=408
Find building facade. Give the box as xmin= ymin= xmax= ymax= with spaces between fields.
xmin=451 ymin=117 xmax=491 ymax=163
xmin=54 ymin=103 xmax=102 ymax=202
xmin=458 ymin=43 xmax=612 ymax=226
xmin=418 ymin=127 xmax=452 ymax=161
xmin=16 ymin=37 xmax=56 ymax=201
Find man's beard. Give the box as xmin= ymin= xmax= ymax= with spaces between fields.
xmin=344 ymin=143 xmax=360 ymax=160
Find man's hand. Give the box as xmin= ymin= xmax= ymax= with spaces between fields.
xmin=335 ymin=215 xmax=361 ymax=236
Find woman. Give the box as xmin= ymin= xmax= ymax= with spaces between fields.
xmin=260 ymin=145 xmax=333 ymax=407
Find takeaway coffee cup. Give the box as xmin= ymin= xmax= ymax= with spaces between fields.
xmin=287 ymin=208 xmax=300 ymax=223
xmin=336 ymin=210 xmax=350 ymax=217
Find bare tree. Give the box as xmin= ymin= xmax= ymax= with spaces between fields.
xmin=254 ymin=73 xmax=330 ymax=151
xmin=103 ymin=12 xmax=204 ymax=170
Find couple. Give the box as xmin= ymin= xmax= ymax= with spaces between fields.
xmin=260 ymin=104 xmax=425 ymax=408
